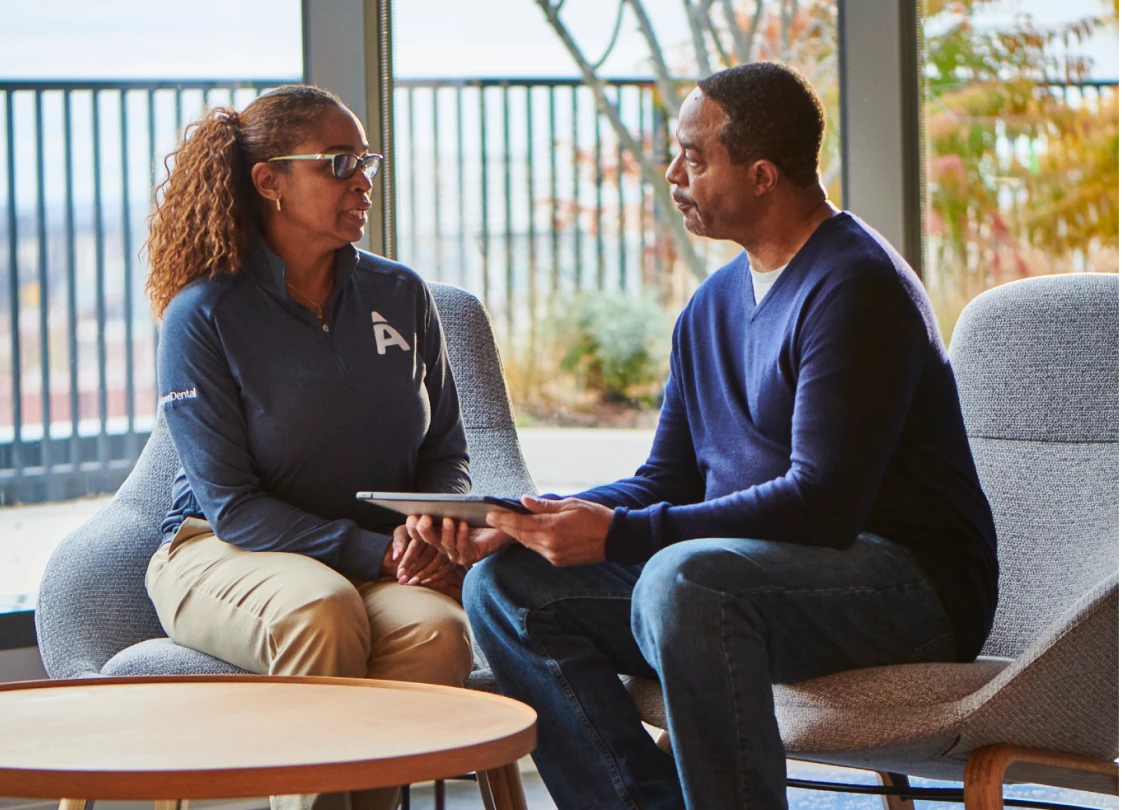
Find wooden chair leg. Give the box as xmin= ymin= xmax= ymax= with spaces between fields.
xmin=877 ymin=771 xmax=915 ymax=810
xmin=59 ymin=801 xmax=93 ymax=810
xmin=965 ymin=744 xmax=1119 ymax=810
xmin=478 ymin=762 xmax=528 ymax=810
xmin=965 ymin=747 xmax=1008 ymax=810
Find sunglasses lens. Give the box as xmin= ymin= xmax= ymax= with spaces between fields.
xmin=362 ymin=155 xmax=381 ymax=180
xmin=332 ymin=154 xmax=359 ymax=178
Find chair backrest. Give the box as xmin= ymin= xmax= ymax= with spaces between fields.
xmin=35 ymin=409 xmax=179 ymax=676
xmin=429 ymin=283 xmax=537 ymax=497
xmin=37 ymin=282 xmax=532 ymax=676
xmin=948 ymin=273 xmax=1118 ymax=659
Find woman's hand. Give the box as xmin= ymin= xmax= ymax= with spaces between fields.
xmin=417 ymin=562 xmax=468 ymax=603
xmin=406 ymin=515 xmax=513 ymax=567
xmin=381 ymin=525 xmax=457 ymax=585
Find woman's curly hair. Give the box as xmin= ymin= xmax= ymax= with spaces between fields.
xmin=145 ymin=84 xmax=344 ymax=317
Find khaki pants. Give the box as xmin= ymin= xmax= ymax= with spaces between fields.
xmin=146 ymin=518 xmax=474 ymax=810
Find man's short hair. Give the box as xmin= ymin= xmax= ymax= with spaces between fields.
xmin=697 ymin=62 xmax=825 ymax=187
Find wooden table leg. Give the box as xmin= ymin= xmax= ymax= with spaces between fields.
xmin=154 ymin=802 xmax=188 ymax=810
xmin=58 ymin=801 xmax=92 ymax=810
xmin=479 ymin=762 xmax=528 ymax=810
xmin=477 ymin=772 xmax=498 ymax=810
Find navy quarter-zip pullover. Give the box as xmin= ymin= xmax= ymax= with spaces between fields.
xmin=158 ymin=232 xmax=470 ymax=581
xmin=578 ymin=212 xmax=998 ymax=661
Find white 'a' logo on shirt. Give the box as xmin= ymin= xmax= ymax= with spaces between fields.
xmin=371 ymin=311 xmax=411 ymax=355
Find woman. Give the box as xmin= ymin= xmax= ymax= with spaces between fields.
xmin=144 ymin=85 xmax=471 ymax=810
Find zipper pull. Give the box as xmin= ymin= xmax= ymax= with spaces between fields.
xmin=322 ymin=323 xmax=330 ymax=334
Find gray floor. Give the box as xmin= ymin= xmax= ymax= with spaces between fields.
xmin=403 ymin=759 xmax=1120 ymax=810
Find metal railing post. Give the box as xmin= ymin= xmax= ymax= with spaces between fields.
xmin=5 ymin=90 xmax=23 ymax=490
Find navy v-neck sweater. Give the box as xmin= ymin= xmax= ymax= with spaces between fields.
xmin=580 ymin=212 xmax=998 ymax=661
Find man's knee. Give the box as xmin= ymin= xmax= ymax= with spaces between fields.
xmin=269 ymin=584 xmax=371 ymax=678
xmin=632 ymin=541 xmax=767 ymax=652
xmin=464 ymin=545 xmax=547 ymax=621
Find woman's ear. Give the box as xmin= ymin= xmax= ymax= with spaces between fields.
xmin=250 ymin=162 xmax=284 ymax=208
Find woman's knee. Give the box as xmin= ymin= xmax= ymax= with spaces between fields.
xmin=269 ymin=583 xmax=371 ymax=678
xmin=369 ymin=596 xmax=474 ymax=686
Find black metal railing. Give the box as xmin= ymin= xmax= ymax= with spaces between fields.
xmin=392 ymin=78 xmax=671 ymax=343
xmin=2 ymin=77 xmax=1116 ymax=504
xmin=0 ymin=80 xmax=281 ymax=504
xmin=0 ymin=76 xmax=673 ymax=504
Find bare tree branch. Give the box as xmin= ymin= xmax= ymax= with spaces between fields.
xmin=705 ymin=10 xmax=735 ymax=70
xmin=780 ymin=0 xmax=801 ymax=59
xmin=682 ymin=0 xmax=713 ymax=76
xmin=622 ymin=0 xmax=684 ymax=109
xmin=695 ymin=0 xmax=734 ymax=70
xmin=717 ymin=0 xmax=749 ymax=62
xmin=741 ymin=0 xmax=766 ymax=63
xmin=592 ymin=0 xmax=628 ymax=71
xmin=533 ymin=0 xmax=708 ymax=281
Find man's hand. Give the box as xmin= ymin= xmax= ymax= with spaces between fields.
xmin=486 ymin=496 xmax=613 ymax=567
xmin=406 ymin=515 xmax=513 ymax=567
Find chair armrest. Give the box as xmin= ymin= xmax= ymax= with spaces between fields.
xmin=35 ymin=498 xmax=167 ymax=679
xmin=953 ymin=572 xmax=1118 ymax=761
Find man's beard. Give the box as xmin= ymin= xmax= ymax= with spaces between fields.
xmin=682 ymin=208 xmax=708 ymax=237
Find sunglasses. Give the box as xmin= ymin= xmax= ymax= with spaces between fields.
xmin=267 ymin=152 xmax=384 ymax=180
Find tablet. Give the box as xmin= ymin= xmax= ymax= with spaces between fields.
xmin=357 ymin=492 xmax=532 ymax=528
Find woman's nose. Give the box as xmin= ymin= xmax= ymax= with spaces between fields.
xmin=354 ymin=167 xmax=374 ymax=192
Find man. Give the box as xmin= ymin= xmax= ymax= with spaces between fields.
xmin=412 ymin=62 xmax=998 ymax=810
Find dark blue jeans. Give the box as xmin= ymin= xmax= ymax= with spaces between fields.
xmin=463 ymin=534 xmax=955 ymax=810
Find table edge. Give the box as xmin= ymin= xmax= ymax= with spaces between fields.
xmin=0 ymin=675 xmax=538 ymax=800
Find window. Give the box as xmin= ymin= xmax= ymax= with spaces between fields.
xmin=921 ymin=0 xmax=1118 ymax=340
xmin=393 ymin=0 xmax=840 ymax=429
xmin=0 ymin=0 xmax=302 ymax=615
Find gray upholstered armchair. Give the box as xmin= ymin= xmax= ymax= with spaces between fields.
xmin=622 ymin=272 xmax=1119 ymax=809
xmin=37 ymin=273 xmax=1118 ymax=809
xmin=35 ymin=282 xmax=535 ymax=681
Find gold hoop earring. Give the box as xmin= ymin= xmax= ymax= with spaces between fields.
xmin=275 ymin=198 xmax=282 ymax=212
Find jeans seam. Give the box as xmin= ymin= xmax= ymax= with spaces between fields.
xmin=518 ymin=605 xmax=644 ymax=810
xmin=720 ymin=578 xmax=933 ymax=599
xmin=529 ymin=593 xmax=635 ymax=612
xmin=719 ymin=592 xmax=751 ymax=809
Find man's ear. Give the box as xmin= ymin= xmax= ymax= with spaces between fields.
xmin=749 ymin=160 xmax=780 ymax=196
xmin=250 ymin=162 xmax=285 ymax=208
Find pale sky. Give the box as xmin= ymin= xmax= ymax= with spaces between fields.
xmin=0 ymin=0 xmax=1117 ymax=81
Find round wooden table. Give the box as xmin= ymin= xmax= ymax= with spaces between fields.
xmin=0 ymin=675 xmax=537 ymax=809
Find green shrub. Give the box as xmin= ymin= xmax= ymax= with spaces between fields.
xmin=555 ymin=291 xmax=673 ymax=405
